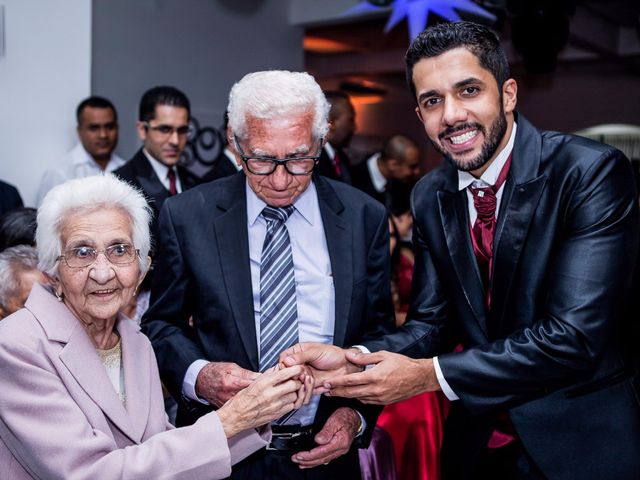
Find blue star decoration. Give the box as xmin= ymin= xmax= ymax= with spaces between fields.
xmin=344 ymin=0 xmax=496 ymax=40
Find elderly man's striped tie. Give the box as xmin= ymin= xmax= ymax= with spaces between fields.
xmin=258 ymin=205 xmax=299 ymax=374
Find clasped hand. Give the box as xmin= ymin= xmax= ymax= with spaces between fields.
xmin=279 ymin=342 xmax=440 ymax=404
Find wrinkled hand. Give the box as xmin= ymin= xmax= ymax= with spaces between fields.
xmin=291 ymin=407 xmax=361 ymax=469
xmin=279 ymin=343 xmax=362 ymax=394
xmin=217 ymin=365 xmax=310 ymax=438
xmin=324 ymin=350 xmax=440 ymax=404
xmin=195 ymin=361 xmax=259 ymax=407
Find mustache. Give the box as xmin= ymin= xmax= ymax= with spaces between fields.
xmin=438 ymin=122 xmax=484 ymax=140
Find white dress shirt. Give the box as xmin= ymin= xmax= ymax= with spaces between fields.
xmin=36 ymin=143 xmax=125 ymax=206
xmin=365 ymin=152 xmax=387 ymax=193
xmin=143 ymin=149 xmax=183 ymax=194
xmin=434 ymin=122 xmax=518 ymax=401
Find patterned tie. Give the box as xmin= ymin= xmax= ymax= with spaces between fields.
xmin=468 ymin=154 xmax=512 ymax=308
xmin=167 ymin=168 xmax=177 ymax=196
xmin=259 ymin=205 xmax=298 ymax=373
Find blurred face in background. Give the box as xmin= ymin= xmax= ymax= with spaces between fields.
xmin=77 ymin=107 xmax=118 ymax=164
xmin=137 ymin=105 xmax=190 ymax=167
xmin=327 ymin=98 xmax=356 ymax=149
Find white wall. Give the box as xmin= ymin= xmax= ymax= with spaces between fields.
xmin=0 ymin=0 xmax=91 ymax=207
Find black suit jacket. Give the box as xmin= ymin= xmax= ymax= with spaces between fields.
xmin=200 ymin=149 xmax=241 ymax=183
xmin=316 ymin=146 xmax=352 ymax=184
xmin=142 ymin=173 xmax=394 ymax=446
xmin=350 ymin=157 xmax=386 ymax=205
xmin=363 ymin=114 xmax=640 ymax=479
xmin=0 ymin=180 xmax=24 ymax=216
xmin=114 ymin=149 xmax=197 ymax=249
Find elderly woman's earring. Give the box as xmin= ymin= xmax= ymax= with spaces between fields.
xmin=54 ymin=290 xmax=64 ymax=302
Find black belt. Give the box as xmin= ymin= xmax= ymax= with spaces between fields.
xmin=267 ymin=424 xmax=315 ymax=453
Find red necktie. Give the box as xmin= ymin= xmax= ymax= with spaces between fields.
xmin=469 ymin=155 xmax=515 ymax=450
xmin=468 ymin=154 xmax=512 ymax=308
xmin=332 ymin=151 xmax=343 ymax=176
xmin=167 ymin=168 xmax=177 ymax=196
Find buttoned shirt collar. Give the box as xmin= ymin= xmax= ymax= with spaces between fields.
xmin=246 ymin=179 xmax=316 ymax=227
xmin=366 ymin=152 xmax=387 ymax=193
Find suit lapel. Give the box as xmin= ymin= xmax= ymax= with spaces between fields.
xmin=55 ymin=318 xmax=137 ymax=442
xmin=132 ymin=151 xmax=170 ymax=213
xmin=119 ymin=316 xmax=151 ymax=442
xmin=491 ymin=115 xmax=547 ymax=334
xmin=26 ymin=285 xmax=137 ymax=441
xmin=314 ymin=176 xmax=352 ymax=346
xmin=213 ymin=175 xmax=259 ymax=370
xmin=438 ymin=187 xmax=488 ymax=336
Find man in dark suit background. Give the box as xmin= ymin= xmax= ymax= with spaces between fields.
xmin=200 ymin=114 xmax=242 ymax=183
xmin=142 ymin=70 xmax=394 ymax=479
xmin=114 ymin=86 xmax=197 ymax=245
xmin=0 ymin=180 xmax=23 ymax=217
xmin=283 ymin=21 xmax=640 ymax=479
xmin=315 ymin=91 xmax=355 ymax=184
xmin=351 ymin=134 xmax=421 ymax=206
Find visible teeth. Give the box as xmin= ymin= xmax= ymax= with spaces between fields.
xmin=450 ymin=130 xmax=478 ymax=144
xmin=94 ymin=290 xmax=114 ymax=294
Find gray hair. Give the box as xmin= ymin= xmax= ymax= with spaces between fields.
xmin=227 ymin=70 xmax=330 ymax=141
xmin=0 ymin=245 xmax=39 ymax=311
xmin=36 ymin=174 xmax=152 ymax=277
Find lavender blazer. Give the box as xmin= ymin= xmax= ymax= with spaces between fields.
xmin=0 ymin=284 xmax=268 ymax=479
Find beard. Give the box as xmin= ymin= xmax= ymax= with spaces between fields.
xmin=431 ymin=107 xmax=507 ymax=173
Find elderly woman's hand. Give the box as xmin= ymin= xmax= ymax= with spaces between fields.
xmin=216 ymin=365 xmax=312 ymax=438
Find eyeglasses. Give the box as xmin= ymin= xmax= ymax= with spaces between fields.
xmin=234 ymin=135 xmax=321 ymax=176
xmin=57 ymin=243 xmax=140 ymax=269
xmin=143 ymin=122 xmax=193 ymax=138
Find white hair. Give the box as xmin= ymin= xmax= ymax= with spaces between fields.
xmin=227 ymin=70 xmax=330 ymax=141
xmin=0 ymin=245 xmax=39 ymax=310
xmin=36 ymin=174 xmax=152 ymax=277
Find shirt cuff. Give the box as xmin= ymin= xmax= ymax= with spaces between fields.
xmin=351 ymin=345 xmax=370 ymax=354
xmin=182 ymin=359 xmax=210 ymax=404
xmin=433 ymin=356 xmax=459 ymax=401
xmin=351 ymin=345 xmax=373 ymax=370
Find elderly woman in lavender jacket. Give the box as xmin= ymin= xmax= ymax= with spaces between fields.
xmin=0 ymin=174 xmax=310 ymax=479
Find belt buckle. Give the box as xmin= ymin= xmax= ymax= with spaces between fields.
xmin=266 ymin=428 xmax=309 ymax=451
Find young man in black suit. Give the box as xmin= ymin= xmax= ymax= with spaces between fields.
xmin=114 ymin=86 xmax=197 ymax=244
xmin=284 ymin=21 xmax=640 ymax=479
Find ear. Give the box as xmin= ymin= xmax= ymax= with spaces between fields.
xmin=136 ymin=121 xmax=147 ymax=141
xmin=45 ymin=273 xmax=63 ymax=299
xmin=502 ymin=79 xmax=518 ymax=114
xmin=415 ymin=106 xmax=425 ymax=124
xmin=226 ymin=126 xmax=243 ymax=168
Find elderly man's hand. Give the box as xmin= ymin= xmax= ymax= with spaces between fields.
xmin=324 ymin=350 xmax=441 ymax=404
xmin=291 ymin=407 xmax=361 ymax=469
xmin=195 ymin=361 xmax=259 ymax=407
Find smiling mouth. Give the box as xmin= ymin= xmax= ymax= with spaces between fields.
xmin=449 ymin=130 xmax=478 ymax=145
xmin=91 ymin=289 xmax=116 ymax=295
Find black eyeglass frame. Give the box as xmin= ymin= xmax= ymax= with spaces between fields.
xmin=233 ymin=135 xmax=323 ymax=176
xmin=142 ymin=122 xmax=193 ymax=138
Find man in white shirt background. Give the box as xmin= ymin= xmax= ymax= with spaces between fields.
xmin=36 ymin=96 xmax=124 ymax=206
xmin=350 ymin=134 xmax=421 ymax=206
